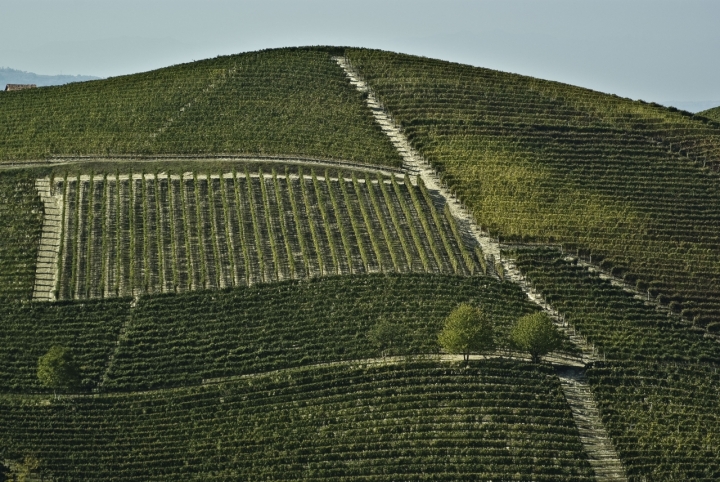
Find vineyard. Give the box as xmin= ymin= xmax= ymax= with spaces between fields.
xmin=37 ymin=168 xmax=480 ymax=300
xmin=346 ymin=49 xmax=720 ymax=330
xmin=699 ymin=106 xmax=720 ymax=123
xmin=2 ymin=45 xmax=720 ymax=479
xmin=0 ymin=171 xmax=43 ymax=303
xmin=103 ymin=274 xmax=547 ymax=391
xmin=0 ymin=48 xmax=400 ymax=166
xmin=507 ymin=247 xmax=720 ymax=480
xmin=0 ymin=360 xmax=595 ymax=481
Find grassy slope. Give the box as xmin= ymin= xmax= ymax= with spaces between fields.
xmin=347 ymin=48 xmax=720 ymax=328
xmin=0 ymin=48 xmax=400 ymax=166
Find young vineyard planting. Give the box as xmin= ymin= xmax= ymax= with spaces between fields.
xmin=0 ymin=361 xmax=595 ymax=481
xmin=36 ymin=169 xmax=481 ymax=300
xmin=346 ymin=49 xmax=720 ymax=330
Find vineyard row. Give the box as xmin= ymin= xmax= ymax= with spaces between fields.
xmin=36 ymin=169 xmax=481 ymax=300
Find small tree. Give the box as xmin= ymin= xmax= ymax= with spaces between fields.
xmin=368 ymin=318 xmax=407 ymax=357
xmin=511 ymin=312 xmax=562 ymax=363
xmin=15 ymin=455 xmax=40 ymax=482
xmin=438 ymin=303 xmax=494 ymax=363
xmin=37 ymin=345 xmax=81 ymax=397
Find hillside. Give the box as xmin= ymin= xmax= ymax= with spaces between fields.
xmin=0 ymin=48 xmax=399 ymax=165
xmin=347 ymin=48 xmax=720 ymax=329
xmin=700 ymin=106 xmax=720 ymax=122
xmin=1 ymin=46 xmax=720 ymax=481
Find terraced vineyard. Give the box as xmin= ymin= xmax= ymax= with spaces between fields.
xmin=0 ymin=361 xmax=595 ymax=481
xmin=38 ymin=168 xmax=479 ymax=300
xmin=507 ymin=247 xmax=720 ymax=480
xmin=2 ymin=45 xmax=720 ymax=480
xmin=0 ymin=171 xmax=43 ymax=303
xmin=346 ymin=49 xmax=720 ymax=330
xmin=0 ymin=48 xmax=400 ymax=166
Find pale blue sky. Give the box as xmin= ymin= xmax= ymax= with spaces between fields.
xmin=1 ymin=0 xmax=718 ymax=111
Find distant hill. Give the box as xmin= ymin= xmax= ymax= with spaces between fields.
xmin=700 ymin=106 xmax=720 ymax=122
xmin=0 ymin=67 xmax=100 ymax=88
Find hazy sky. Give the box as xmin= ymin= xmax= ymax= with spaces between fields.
xmin=1 ymin=0 xmax=718 ymax=110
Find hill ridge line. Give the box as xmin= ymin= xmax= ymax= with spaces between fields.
xmin=335 ymin=55 xmax=627 ymax=482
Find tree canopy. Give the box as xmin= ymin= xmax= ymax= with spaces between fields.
xmin=37 ymin=345 xmax=81 ymax=395
xmin=438 ymin=303 xmax=494 ymax=362
xmin=510 ymin=312 xmax=562 ymax=363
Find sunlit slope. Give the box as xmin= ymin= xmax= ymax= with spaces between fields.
xmin=699 ymin=106 xmax=720 ymax=123
xmin=347 ymin=49 xmax=720 ymax=328
xmin=0 ymin=48 xmax=400 ymax=166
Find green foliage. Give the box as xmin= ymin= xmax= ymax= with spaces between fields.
xmin=512 ymin=248 xmax=720 ymax=477
xmin=438 ymin=303 xmax=494 ymax=361
xmin=511 ymin=248 xmax=720 ymax=363
xmin=0 ymin=298 xmax=130 ymax=392
xmin=347 ymin=47 xmax=720 ymax=329
xmin=37 ymin=346 xmax=81 ymax=393
xmin=0 ymin=48 xmax=401 ymax=166
xmin=0 ymin=360 xmax=594 ymax=481
xmin=104 ymin=274 xmax=536 ymax=390
xmin=510 ymin=312 xmax=562 ymax=363
xmin=0 ymin=171 xmax=43 ymax=303
xmin=588 ymin=362 xmax=720 ymax=481
xmin=698 ymin=105 xmax=720 ymax=123
xmin=367 ymin=318 xmax=407 ymax=356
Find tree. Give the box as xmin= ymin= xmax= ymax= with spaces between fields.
xmin=37 ymin=345 xmax=81 ymax=397
xmin=368 ymin=318 xmax=406 ymax=357
xmin=510 ymin=312 xmax=562 ymax=363
xmin=438 ymin=303 xmax=494 ymax=363
xmin=14 ymin=456 xmax=40 ymax=482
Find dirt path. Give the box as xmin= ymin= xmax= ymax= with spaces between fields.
xmin=335 ymin=56 xmax=627 ymax=481
xmin=557 ymin=366 xmax=628 ymax=481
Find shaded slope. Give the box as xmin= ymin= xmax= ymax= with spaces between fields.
xmin=0 ymin=170 xmax=43 ymax=303
xmin=347 ymin=48 xmax=720 ymax=327
xmin=0 ymin=361 xmax=594 ymax=481
xmin=103 ymin=274 xmax=547 ymax=391
xmin=0 ymin=48 xmax=400 ymax=166
xmin=0 ymin=298 xmax=131 ymax=392
xmin=0 ymin=273 xmax=554 ymax=393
